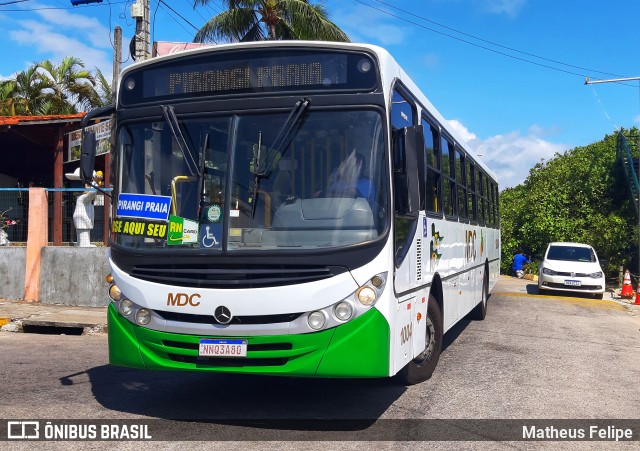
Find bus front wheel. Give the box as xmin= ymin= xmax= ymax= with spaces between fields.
xmin=397 ymin=294 xmax=443 ymax=385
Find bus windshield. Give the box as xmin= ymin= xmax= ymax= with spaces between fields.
xmin=115 ymin=108 xmax=388 ymax=251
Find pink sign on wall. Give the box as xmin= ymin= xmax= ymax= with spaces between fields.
xmin=153 ymin=41 xmax=214 ymax=57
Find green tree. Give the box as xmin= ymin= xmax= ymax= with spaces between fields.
xmin=37 ymin=57 xmax=97 ymax=114
xmin=0 ymin=58 xmax=106 ymax=116
xmin=93 ymin=68 xmax=113 ymax=107
xmin=192 ymin=0 xmax=349 ymax=43
xmin=2 ymin=64 xmax=51 ymax=115
xmin=0 ymin=80 xmax=17 ymax=115
xmin=500 ymin=129 xmax=638 ymax=279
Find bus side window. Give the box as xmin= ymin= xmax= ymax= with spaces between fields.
xmin=440 ymin=136 xmax=456 ymax=218
xmin=422 ymin=121 xmax=440 ymax=214
xmin=468 ymin=162 xmax=477 ymax=222
xmin=456 ymin=148 xmax=467 ymax=221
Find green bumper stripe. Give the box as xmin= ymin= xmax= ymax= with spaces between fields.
xmin=316 ymin=308 xmax=390 ymax=377
xmin=108 ymin=304 xmax=146 ymax=369
xmin=108 ymin=304 xmax=390 ymax=377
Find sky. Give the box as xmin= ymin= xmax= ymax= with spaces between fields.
xmin=1 ymin=0 xmax=639 ymax=188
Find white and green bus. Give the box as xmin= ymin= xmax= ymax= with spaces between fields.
xmin=80 ymin=41 xmax=500 ymax=384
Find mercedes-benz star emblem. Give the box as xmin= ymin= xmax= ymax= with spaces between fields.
xmin=214 ymin=306 xmax=232 ymax=324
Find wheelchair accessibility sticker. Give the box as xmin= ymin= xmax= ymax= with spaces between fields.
xmin=200 ymin=223 xmax=222 ymax=249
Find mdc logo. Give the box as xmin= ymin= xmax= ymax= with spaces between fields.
xmin=167 ymin=293 xmax=201 ymax=307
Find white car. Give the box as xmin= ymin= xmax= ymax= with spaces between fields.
xmin=538 ymin=242 xmax=606 ymax=299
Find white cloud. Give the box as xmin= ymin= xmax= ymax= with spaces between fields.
xmin=11 ymin=20 xmax=113 ymax=79
xmin=9 ymin=15 xmax=120 ymax=85
xmin=34 ymin=7 xmax=111 ymax=49
xmin=481 ymin=0 xmax=526 ymax=17
xmin=333 ymin=4 xmax=411 ymax=46
xmin=5 ymin=3 xmax=132 ymax=87
xmin=447 ymin=120 xmax=567 ymax=189
xmin=448 ymin=119 xmax=477 ymax=143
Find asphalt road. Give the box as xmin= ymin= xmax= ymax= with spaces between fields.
xmin=1 ymin=276 xmax=639 ymax=450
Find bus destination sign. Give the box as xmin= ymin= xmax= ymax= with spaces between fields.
xmin=121 ymin=50 xmax=377 ymax=105
xmin=168 ymin=61 xmax=324 ymax=95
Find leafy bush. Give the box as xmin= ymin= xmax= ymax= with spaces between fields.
xmin=500 ymin=129 xmax=638 ymax=279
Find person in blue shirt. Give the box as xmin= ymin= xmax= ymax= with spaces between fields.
xmin=327 ymin=151 xmax=375 ymax=205
xmin=512 ymin=249 xmax=530 ymax=278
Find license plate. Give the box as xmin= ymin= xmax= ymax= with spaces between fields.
xmin=564 ymin=280 xmax=581 ymax=287
xmin=199 ymin=339 xmax=248 ymax=358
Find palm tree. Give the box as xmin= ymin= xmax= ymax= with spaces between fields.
xmin=6 ymin=64 xmax=51 ymax=115
xmin=192 ymin=0 xmax=349 ymax=43
xmin=38 ymin=57 xmax=98 ymax=114
xmin=0 ymin=58 xmax=106 ymax=116
xmin=93 ymin=68 xmax=114 ymax=107
xmin=0 ymin=80 xmax=17 ymax=115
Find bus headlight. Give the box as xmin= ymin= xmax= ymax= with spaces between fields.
xmin=357 ymin=286 xmax=377 ymax=306
xmin=334 ymin=301 xmax=353 ymax=321
xmin=136 ymin=308 xmax=151 ymax=325
xmin=308 ymin=311 xmax=326 ymax=330
xmin=120 ymin=299 xmax=133 ymax=316
xmin=109 ymin=284 xmax=122 ymax=301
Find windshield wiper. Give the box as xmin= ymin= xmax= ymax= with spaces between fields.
xmin=258 ymin=97 xmax=310 ymax=177
xmin=161 ymin=105 xmax=199 ymax=176
xmin=250 ymin=98 xmax=310 ymax=219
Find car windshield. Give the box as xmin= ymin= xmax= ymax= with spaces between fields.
xmin=546 ymin=245 xmax=596 ymax=263
xmin=114 ymin=108 xmax=388 ymax=251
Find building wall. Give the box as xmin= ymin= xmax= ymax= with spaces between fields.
xmin=0 ymin=247 xmax=27 ymax=300
xmin=39 ymin=247 xmax=110 ymax=307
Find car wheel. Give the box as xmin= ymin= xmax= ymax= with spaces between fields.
xmin=397 ymin=294 xmax=443 ymax=385
xmin=594 ymin=293 xmax=603 ymax=300
xmin=468 ymin=271 xmax=488 ymax=320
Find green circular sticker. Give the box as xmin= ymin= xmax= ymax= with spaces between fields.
xmin=207 ymin=205 xmax=222 ymax=222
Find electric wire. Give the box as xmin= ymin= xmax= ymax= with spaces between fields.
xmin=0 ymin=0 xmax=128 ymax=11
xmin=354 ymin=0 xmax=637 ymax=86
xmin=156 ymin=1 xmax=197 ymax=36
xmin=157 ymin=0 xmax=199 ymax=32
xmin=368 ymin=0 xmax=627 ymax=80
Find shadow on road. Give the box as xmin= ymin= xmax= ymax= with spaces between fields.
xmin=526 ymin=284 xmax=539 ymax=294
xmin=62 ymin=364 xmax=405 ymax=423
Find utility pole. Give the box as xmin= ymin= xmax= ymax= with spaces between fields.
xmin=112 ymin=26 xmax=122 ymax=102
xmin=131 ymin=0 xmax=150 ymax=61
xmin=585 ymin=76 xmax=640 ymax=279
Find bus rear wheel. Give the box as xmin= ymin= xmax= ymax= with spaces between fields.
xmin=397 ymin=294 xmax=443 ymax=385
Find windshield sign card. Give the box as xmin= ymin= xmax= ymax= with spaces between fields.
xmin=116 ymin=193 xmax=172 ymax=221
xmin=168 ymin=215 xmax=198 ymax=245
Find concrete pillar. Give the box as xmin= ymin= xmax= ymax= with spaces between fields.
xmin=24 ymin=188 xmax=48 ymax=302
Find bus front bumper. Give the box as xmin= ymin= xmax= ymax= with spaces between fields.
xmin=108 ymin=304 xmax=390 ymax=378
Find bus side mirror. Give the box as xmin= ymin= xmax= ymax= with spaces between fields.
xmin=80 ymin=131 xmax=97 ymax=184
xmin=393 ymin=125 xmax=423 ymax=216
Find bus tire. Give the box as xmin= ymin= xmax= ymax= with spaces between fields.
xmin=397 ymin=294 xmax=443 ymax=385
xmin=468 ymin=272 xmax=488 ymax=320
